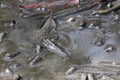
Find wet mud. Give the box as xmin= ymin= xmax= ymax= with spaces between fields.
xmin=0 ymin=0 xmax=120 ymax=80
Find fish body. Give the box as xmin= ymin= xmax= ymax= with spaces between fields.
xmin=2 ymin=51 xmax=21 ymax=61
xmin=29 ymin=56 xmax=44 ymax=67
xmin=20 ymin=0 xmax=79 ymax=11
xmin=0 ymin=32 xmax=7 ymax=43
xmin=42 ymin=39 xmax=68 ymax=58
xmin=73 ymin=65 xmax=120 ymax=75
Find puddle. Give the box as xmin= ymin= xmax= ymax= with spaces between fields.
xmin=0 ymin=0 xmax=120 ymax=80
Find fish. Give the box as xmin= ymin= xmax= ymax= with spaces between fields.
xmin=39 ymin=13 xmax=70 ymax=58
xmin=103 ymin=44 xmax=117 ymax=53
xmin=42 ymin=39 xmax=68 ymax=58
xmin=2 ymin=51 xmax=21 ymax=61
xmin=27 ymin=11 xmax=57 ymax=43
xmin=19 ymin=0 xmax=79 ymax=10
xmin=99 ymin=61 xmax=120 ymax=68
xmin=19 ymin=0 xmax=100 ymax=19
xmin=65 ymin=66 xmax=76 ymax=75
xmin=28 ymin=56 xmax=44 ymax=67
xmin=40 ymin=11 xmax=57 ymax=37
xmin=72 ymin=64 xmax=120 ymax=75
xmin=0 ymin=32 xmax=7 ymax=43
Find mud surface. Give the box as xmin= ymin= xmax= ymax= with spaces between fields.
xmin=0 ymin=0 xmax=120 ymax=80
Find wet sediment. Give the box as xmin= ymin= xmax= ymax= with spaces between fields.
xmin=0 ymin=0 xmax=120 ymax=80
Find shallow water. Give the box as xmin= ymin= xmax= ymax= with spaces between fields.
xmin=0 ymin=0 xmax=120 ymax=80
